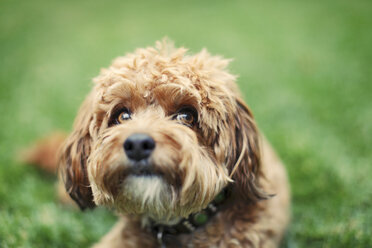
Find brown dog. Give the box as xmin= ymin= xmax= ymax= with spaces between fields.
xmin=28 ymin=40 xmax=290 ymax=247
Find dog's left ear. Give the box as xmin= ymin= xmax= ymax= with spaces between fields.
xmin=227 ymin=97 xmax=268 ymax=202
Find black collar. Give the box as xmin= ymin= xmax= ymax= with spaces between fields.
xmin=148 ymin=187 xmax=230 ymax=247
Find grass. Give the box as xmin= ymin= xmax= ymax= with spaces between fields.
xmin=1 ymin=0 xmax=371 ymax=247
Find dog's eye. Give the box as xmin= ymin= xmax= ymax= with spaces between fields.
xmin=176 ymin=113 xmax=194 ymax=124
xmin=172 ymin=107 xmax=197 ymax=127
xmin=113 ymin=108 xmax=131 ymax=125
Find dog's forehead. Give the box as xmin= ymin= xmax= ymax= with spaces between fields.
xmin=93 ymin=43 xmax=239 ymax=117
xmin=95 ymin=71 xmax=203 ymax=113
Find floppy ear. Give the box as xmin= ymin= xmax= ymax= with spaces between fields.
xmin=59 ymin=94 xmax=96 ymax=210
xmin=227 ymin=97 xmax=268 ymax=202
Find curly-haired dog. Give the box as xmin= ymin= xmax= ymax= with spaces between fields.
xmin=27 ymin=40 xmax=290 ymax=247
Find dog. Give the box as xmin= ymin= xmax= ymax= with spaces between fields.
xmin=26 ymin=40 xmax=290 ymax=248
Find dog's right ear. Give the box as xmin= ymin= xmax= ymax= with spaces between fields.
xmin=227 ymin=97 xmax=268 ymax=202
xmin=59 ymin=94 xmax=96 ymax=210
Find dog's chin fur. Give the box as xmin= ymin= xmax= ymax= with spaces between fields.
xmin=117 ymin=175 xmax=176 ymax=220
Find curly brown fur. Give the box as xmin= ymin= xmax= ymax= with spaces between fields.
xmin=32 ymin=39 xmax=290 ymax=247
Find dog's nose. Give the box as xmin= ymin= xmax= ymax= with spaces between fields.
xmin=123 ymin=133 xmax=156 ymax=161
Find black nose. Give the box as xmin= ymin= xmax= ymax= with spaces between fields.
xmin=123 ymin=133 xmax=156 ymax=161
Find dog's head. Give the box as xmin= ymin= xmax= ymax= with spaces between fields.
xmin=60 ymin=40 xmax=266 ymax=220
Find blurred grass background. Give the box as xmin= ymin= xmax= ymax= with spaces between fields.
xmin=1 ymin=0 xmax=371 ymax=247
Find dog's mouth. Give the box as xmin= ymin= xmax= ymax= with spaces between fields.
xmin=127 ymin=160 xmax=160 ymax=177
xmin=115 ymin=159 xmax=181 ymax=192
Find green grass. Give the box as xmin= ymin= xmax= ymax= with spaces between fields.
xmin=1 ymin=0 xmax=371 ymax=247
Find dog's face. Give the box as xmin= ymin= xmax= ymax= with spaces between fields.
xmin=60 ymin=41 xmax=265 ymax=220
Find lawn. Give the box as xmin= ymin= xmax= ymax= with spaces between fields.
xmin=1 ymin=0 xmax=371 ymax=247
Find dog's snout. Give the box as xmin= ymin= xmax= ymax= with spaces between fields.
xmin=123 ymin=133 xmax=155 ymax=161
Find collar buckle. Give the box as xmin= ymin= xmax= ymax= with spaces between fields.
xmin=156 ymin=226 xmax=166 ymax=248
